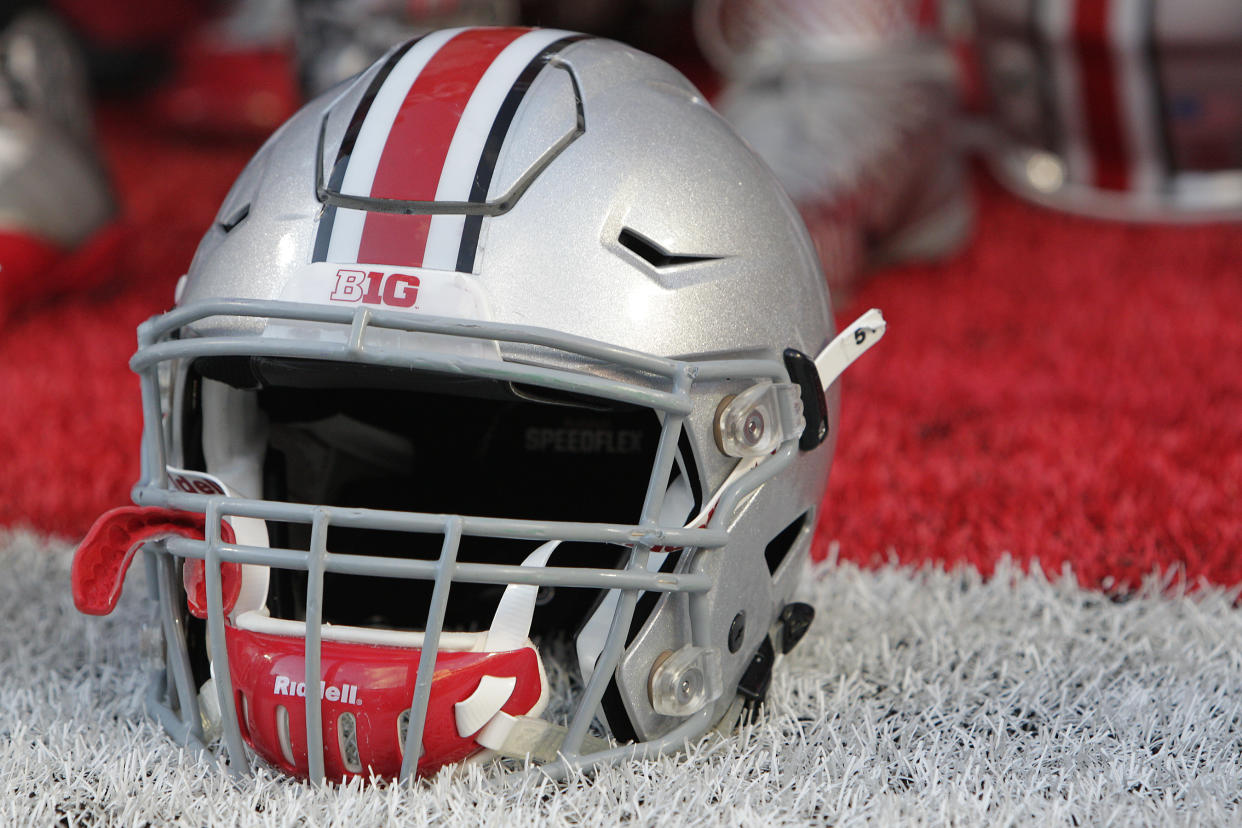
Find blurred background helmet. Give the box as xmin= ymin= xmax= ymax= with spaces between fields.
xmin=295 ymin=0 xmax=519 ymax=97
xmin=0 ymin=5 xmax=117 ymax=317
xmin=696 ymin=0 xmax=973 ymax=294
xmin=971 ymin=0 xmax=1242 ymax=221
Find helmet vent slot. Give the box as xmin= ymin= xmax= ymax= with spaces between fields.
xmin=338 ymin=712 xmax=363 ymax=774
xmin=275 ymin=704 xmax=295 ymax=767
xmin=618 ymin=227 xmax=721 ymax=268
xmin=764 ymin=512 xmax=808 ymax=577
xmin=396 ymin=709 xmax=425 ymax=760
xmin=218 ymin=203 xmax=250 ymax=233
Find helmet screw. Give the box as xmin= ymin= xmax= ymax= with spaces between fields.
xmin=742 ymin=410 xmax=765 ymax=446
xmin=728 ymin=611 xmax=746 ymax=653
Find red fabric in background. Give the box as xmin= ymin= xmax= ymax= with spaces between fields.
xmin=1 ymin=106 xmax=1239 ymax=592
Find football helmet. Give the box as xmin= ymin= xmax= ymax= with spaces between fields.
xmin=971 ymin=0 xmax=1242 ymax=220
xmin=695 ymin=0 xmax=972 ymax=292
xmin=0 ymin=6 xmax=117 ymax=317
xmin=72 ymin=28 xmax=885 ymax=782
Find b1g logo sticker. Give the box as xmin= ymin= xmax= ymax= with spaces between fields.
xmin=329 ymin=269 xmax=420 ymax=308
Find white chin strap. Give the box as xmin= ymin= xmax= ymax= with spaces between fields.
xmin=453 ymin=540 xmax=561 ymax=744
xmin=814 ymin=308 xmax=886 ymax=390
xmin=483 ymin=540 xmax=561 ymax=652
xmin=455 ymin=539 xmax=610 ymax=761
xmin=574 ymin=474 xmax=696 ymax=685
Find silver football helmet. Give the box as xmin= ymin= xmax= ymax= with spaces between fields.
xmin=0 ymin=7 xmax=115 ymax=290
xmin=971 ymin=0 xmax=1242 ymax=221
xmin=72 ymin=27 xmax=884 ymax=782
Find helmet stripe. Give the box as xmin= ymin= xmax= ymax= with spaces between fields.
xmin=424 ymin=29 xmax=584 ymax=271
xmin=357 ymin=27 xmax=528 ymax=266
xmin=454 ymin=33 xmax=587 ymax=274
xmin=312 ymin=37 xmax=420 ymax=264
xmin=317 ymin=28 xmax=581 ymax=271
xmin=322 ymin=28 xmax=464 ymax=263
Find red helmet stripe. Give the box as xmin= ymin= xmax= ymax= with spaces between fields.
xmin=319 ymin=28 xmax=581 ymax=271
xmin=356 ymin=28 xmax=527 ymax=267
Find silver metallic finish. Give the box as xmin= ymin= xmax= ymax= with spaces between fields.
xmin=129 ymin=33 xmax=843 ymax=780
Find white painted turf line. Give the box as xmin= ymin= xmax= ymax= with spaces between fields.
xmin=2 ymin=528 xmax=1240 ymax=826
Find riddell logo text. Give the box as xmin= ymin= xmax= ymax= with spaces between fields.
xmin=272 ymin=675 xmax=361 ymax=705
xmin=330 ymin=269 xmax=419 ymax=308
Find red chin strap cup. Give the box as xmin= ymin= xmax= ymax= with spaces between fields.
xmin=72 ymin=506 xmax=239 ymax=616
xmin=225 ymin=626 xmax=545 ymax=780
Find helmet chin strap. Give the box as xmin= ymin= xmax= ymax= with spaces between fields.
xmin=467 ymin=540 xmax=610 ymax=759
xmin=484 ymin=540 xmax=561 ymax=652
xmin=574 ymin=473 xmax=695 ymax=686
xmin=814 ymin=308 xmax=886 ymax=390
xmin=453 ymin=540 xmax=563 ymax=743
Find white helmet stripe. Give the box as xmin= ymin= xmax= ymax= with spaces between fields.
xmin=424 ymin=28 xmax=580 ymax=270
xmin=324 ymin=28 xmax=463 ymax=264
xmin=317 ymin=28 xmax=579 ymax=272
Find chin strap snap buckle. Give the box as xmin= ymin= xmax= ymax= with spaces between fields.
xmin=476 ymin=714 xmax=610 ymax=764
xmin=736 ymin=602 xmax=816 ymax=720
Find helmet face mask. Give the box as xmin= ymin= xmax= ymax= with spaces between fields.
xmin=125 ymin=295 xmax=816 ymax=780
xmin=71 ymin=27 xmax=886 ymax=782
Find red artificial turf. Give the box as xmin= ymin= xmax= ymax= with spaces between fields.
xmin=816 ymin=181 xmax=1242 ymax=590
xmin=1 ymin=104 xmax=1239 ymax=592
